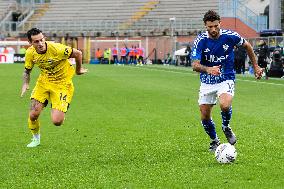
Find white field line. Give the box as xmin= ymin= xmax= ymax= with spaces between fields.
xmin=127 ymin=65 xmax=284 ymax=87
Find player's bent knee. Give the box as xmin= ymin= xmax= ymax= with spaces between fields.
xmin=220 ymin=104 xmax=231 ymax=112
xmin=52 ymin=116 xmax=64 ymax=126
xmin=53 ymin=120 xmax=63 ymax=126
xmin=51 ymin=109 xmax=65 ymax=126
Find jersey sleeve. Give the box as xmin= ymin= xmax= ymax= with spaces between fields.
xmin=191 ymin=36 xmax=203 ymax=61
xmin=231 ymin=31 xmax=246 ymax=47
xmin=54 ymin=43 xmax=73 ymax=60
xmin=24 ymin=49 xmax=34 ymax=70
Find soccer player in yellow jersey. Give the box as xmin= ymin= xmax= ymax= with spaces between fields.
xmin=20 ymin=28 xmax=88 ymax=147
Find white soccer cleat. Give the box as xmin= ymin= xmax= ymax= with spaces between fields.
xmin=27 ymin=138 xmax=40 ymax=148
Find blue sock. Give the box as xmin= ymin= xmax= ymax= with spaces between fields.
xmin=201 ymin=119 xmax=217 ymax=140
xmin=221 ymin=106 xmax=232 ymax=127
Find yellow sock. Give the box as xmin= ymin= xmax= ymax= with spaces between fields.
xmin=28 ymin=118 xmax=40 ymax=135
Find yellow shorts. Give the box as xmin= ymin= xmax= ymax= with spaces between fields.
xmin=31 ymin=80 xmax=74 ymax=113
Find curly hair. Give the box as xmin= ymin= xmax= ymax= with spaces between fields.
xmin=203 ymin=10 xmax=220 ymax=23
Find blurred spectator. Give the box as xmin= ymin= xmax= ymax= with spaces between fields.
xmin=134 ymin=46 xmax=138 ymax=65
xmin=257 ymin=40 xmax=270 ymax=79
xmin=103 ymin=48 xmax=111 ymax=64
xmin=19 ymin=46 xmax=27 ymax=55
xmin=164 ymin=53 xmax=172 ymax=65
xmin=180 ymin=55 xmax=186 ymax=65
xmin=234 ymin=46 xmax=247 ymax=74
xmin=137 ymin=46 xmax=145 ymax=65
xmin=129 ymin=46 xmax=135 ymax=64
xmin=185 ymin=44 xmax=192 ymax=67
xmin=120 ymin=46 xmax=127 ymax=64
xmin=111 ymin=45 xmax=119 ymax=64
xmin=3 ymin=47 xmax=9 ymax=54
xmin=95 ymin=48 xmax=103 ymax=64
xmin=268 ymin=47 xmax=284 ymax=78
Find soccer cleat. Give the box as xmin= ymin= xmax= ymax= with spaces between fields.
xmin=222 ymin=126 xmax=237 ymax=145
xmin=27 ymin=138 xmax=40 ymax=148
xmin=209 ymin=140 xmax=220 ymax=153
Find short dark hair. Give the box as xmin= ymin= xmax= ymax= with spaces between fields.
xmin=203 ymin=10 xmax=220 ymax=23
xmin=27 ymin=28 xmax=42 ymax=42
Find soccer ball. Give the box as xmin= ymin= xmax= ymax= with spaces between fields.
xmin=215 ymin=143 xmax=237 ymax=163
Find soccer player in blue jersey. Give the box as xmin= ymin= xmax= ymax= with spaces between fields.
xmin=191 ymin=10 xmax=263 ymax=152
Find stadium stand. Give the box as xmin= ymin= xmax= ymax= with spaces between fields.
xmin=17 ymin=0 xmax=218 ymax=36
xmin=143 ymin=0 xmax=218 ymax=19
xmin=30 ymin=0 xmax=156 ymax=34
xmin=0 ymin=0 xmax=15 ymax=18
xmin=0 ymin=0 xmax=17 ymax=23
xmin=0 ymin=0 xmax=272 ymax=38
xmin=36 ymin=0 xmax=144 ymax=22
xmin=132 ymin=0 xmax=218 ymax=35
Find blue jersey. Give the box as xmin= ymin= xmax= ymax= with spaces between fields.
xmin=191 ymin=29 xmax=245 ymax=84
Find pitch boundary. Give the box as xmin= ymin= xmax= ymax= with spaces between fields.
xmin=127 ymin=65 xmax=284 ymax=87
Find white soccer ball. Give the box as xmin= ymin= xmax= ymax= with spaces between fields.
xmin=215 ymin=143 xmax=237 ymax=163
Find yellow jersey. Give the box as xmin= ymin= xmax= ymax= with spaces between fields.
xmin=25 ymin=41 xmax=75 ymax=83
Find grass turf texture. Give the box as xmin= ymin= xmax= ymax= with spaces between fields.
xmin=0 ymin=64 xmax=283 ymax=188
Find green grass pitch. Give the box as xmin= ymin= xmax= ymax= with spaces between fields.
xmin=0 ymin=64 xmax=283 ymax=188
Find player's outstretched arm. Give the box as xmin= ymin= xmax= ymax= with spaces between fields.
xmin=243 ymin=41 xmax=263 ymax=79
xmin=21 ymin=69 xmax=31 ymax=97
xmin=70 ymin=48 xmax=88 ymax=75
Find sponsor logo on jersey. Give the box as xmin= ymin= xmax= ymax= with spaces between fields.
xmin=223 ymin=44 xmax=229 ymax=51
xmin=205 ymin=54 xmax=229 ymax=63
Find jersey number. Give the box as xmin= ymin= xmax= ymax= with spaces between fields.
xmin=60 ymin=93 xmax=67 ymax=101
xmin=227 ymin=83 xmax=234 ymax=93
